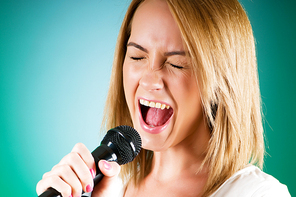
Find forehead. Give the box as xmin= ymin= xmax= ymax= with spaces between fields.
xmin=129 ymin=0 xmax=185 ymax=52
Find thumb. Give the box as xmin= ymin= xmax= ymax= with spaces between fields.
xmin=91 ymin=160 xmax=122 ymax=196
xmin=98 ymin=160 xmax=121 ymax=178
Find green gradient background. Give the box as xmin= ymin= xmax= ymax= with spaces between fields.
xmin=0 ymin=0 xmax=295 ymax=196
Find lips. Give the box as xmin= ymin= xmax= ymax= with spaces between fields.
xmin=138 ymin=98 xmax=173 ymax=133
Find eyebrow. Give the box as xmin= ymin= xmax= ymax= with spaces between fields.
xmin=127 ymin=42 xmax=148 ymax=53
xmin=127 ymin=42 xmax=186 ymax=57
xmin=164 ymin=51 xmax=186 ymax=56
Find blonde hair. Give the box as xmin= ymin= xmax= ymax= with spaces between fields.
xmin=102 ymin=0 xmax=264 ymax=196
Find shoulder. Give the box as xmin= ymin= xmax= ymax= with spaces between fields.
xmin=210 ymin=165 xmax=291 ymax=197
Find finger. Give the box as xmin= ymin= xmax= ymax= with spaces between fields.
xmin=49 ymin=164 xmax=83 ymax=197
xmin=58 ymin=152 xmax=94 ymax=193
xmin=36 ymin=175 xmax=72 ymax=197
xmin=71 ymin=143 xmax=96 ymax=172
xmin=98 ymin=160 xmax=121 ymax=178
xmin=92 ymin=160 xmax=121 ymax=196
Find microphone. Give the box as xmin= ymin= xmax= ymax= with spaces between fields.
xmin=39 ymin=125 xmax=142 ymax=197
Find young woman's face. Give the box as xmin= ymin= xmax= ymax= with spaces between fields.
xmin=123 ymin=0 xmax=209 ymax=151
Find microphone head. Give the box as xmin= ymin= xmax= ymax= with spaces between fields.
xmin=101 ymin=125 xmax=142 ymax=165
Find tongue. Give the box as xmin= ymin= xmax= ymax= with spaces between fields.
xmin=145 ymin=107 xmax=173 ymax=127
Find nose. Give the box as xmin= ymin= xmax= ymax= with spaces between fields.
xmin=139 ymin=68 xmax=164 ymax=91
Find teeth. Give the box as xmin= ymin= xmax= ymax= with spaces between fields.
xmin=144 ymin=100 xmax=149 ymax=106
xmin=149 ymin=102 xmax=156 ymax=107
xmin=139 ymin=99 xmax=171 ymax=110
xmin=155 ymin=103 xmax=161 ymax=108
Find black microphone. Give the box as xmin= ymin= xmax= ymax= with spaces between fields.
xmin=38 ymin=125 xmax=142 ymax=197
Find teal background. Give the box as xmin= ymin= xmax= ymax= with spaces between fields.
xmin=0 ymin=0 xmax=295 ymax=196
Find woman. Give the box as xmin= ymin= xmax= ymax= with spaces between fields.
xmin=37 ymin=0 xmax=291 ymax=196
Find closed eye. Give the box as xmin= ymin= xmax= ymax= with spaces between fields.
xmin=170 ymin=63 xmax=184 ymax=69
xmin=130 ymin=56 xmax=145 ymax=61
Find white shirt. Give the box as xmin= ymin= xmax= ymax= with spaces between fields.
xmin=210 ymin=165 xmax=291 ymax=197
xmin=114 ymin=165 xmax=290 ymax=197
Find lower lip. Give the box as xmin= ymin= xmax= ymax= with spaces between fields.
xmin=138 ymin=105 xmax=172 ymax=135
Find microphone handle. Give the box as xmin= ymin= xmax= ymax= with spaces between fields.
xmin=38 ymin=144 xmax=117 ymax=197
xmin=38 ymin=188 xmax=61 ymax=197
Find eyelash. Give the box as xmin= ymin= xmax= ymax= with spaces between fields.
xmin=130 ymin=56 xmax=184 ymax=69
xmin=130 ymin=56 xmax=145 ymax=61
xmin=169 ymin=63 xmax=183 ymax=69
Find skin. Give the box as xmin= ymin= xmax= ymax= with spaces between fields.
xmin=123 ymin=0 xmax=211 ymax=196
xmin=36 ymin=0 xmax=210 ymax=196
xmin=36 ymin=142 xmax=121 ymax=197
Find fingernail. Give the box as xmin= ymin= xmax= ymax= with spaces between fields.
xmin=90 ymin=168 xmax=95 ymax=179
xmin=86 ymin=184 xmax=93 ymax=193
xmin=103 ymin=160 xmax=112 ymax=170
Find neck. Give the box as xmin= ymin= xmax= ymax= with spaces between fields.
xmin=149 ymin=120 xmax=211 ymax=182
xmin=124 ymin=120 xmax=211 ymax=197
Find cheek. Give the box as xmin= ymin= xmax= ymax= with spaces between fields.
xmin=123 ymin=62 xmax=140 ymax=113
xmin=173 ymin=77 xmax=203 ymax=126
xmin=123 ymin=63 xmax=132 ymax=107
xmin=171 ymin=75 xmax=200 ymax=104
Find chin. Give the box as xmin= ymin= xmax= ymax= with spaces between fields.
xmin=134 ymin=121 xmax=175 ymax=152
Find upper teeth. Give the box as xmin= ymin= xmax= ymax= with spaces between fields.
xmin=139 ymin=99 xmax=170 ymax=110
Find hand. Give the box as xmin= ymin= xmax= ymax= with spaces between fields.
xmin=91 ymin=160 xmax=121 ymax=197
xmin=36 ymin=143 xmax=121 ymax=197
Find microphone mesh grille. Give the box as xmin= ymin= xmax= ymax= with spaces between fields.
xmin=101 ymin=126 xmax=142 ymax=165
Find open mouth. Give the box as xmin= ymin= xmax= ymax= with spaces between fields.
xmin=139 ymin=99 xmax=174 ymax=127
